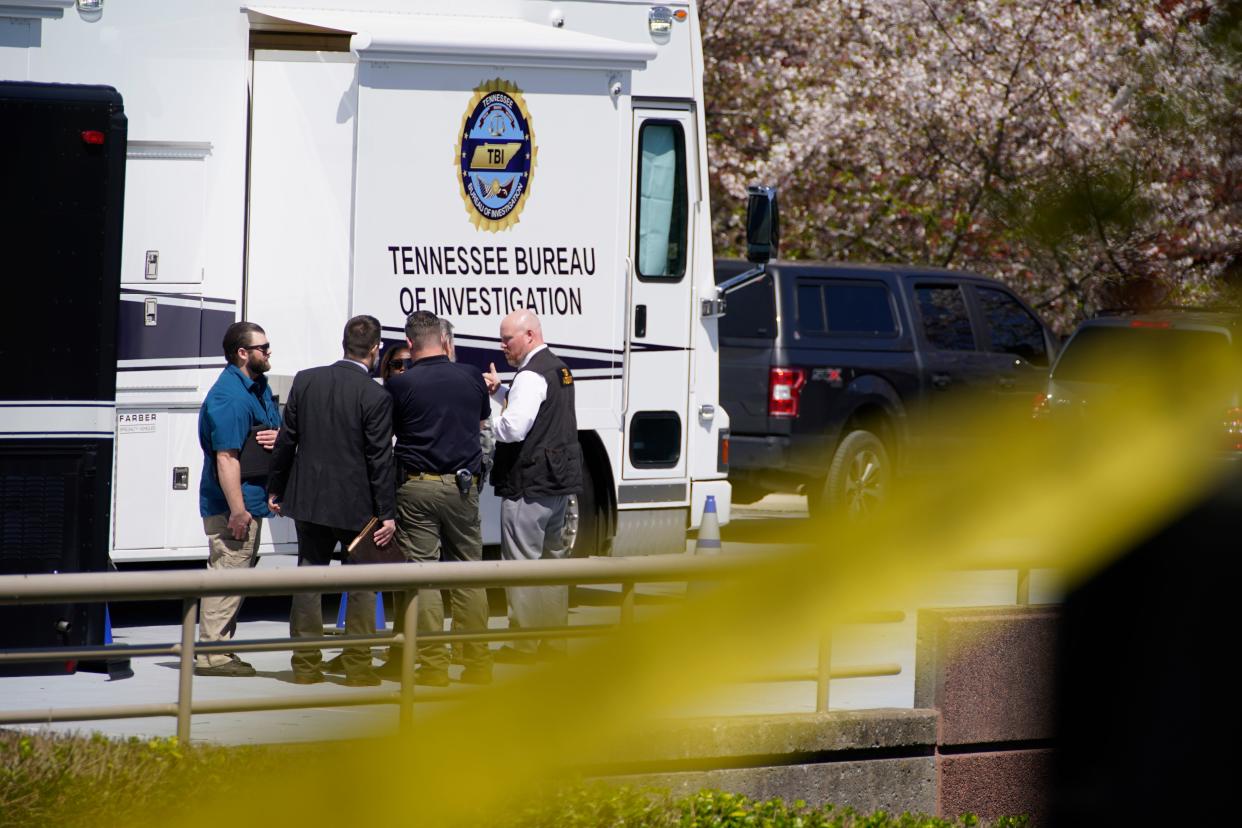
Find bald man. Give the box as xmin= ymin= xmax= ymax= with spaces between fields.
xmin=483 ymin=310 xmax=582 ymax=663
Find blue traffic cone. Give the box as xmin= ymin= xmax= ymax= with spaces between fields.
xmin=695 ymin=495 xmax=722 ymax=555
xmin=336 ymin=593 xmax=386 ymax=629
xmin=78 ymin=603 xmax=133 ymax=680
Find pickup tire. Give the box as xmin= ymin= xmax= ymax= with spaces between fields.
xmin=731 ymin=481 xmax=767 ymax=505
xmin=814 ymin=429 xmax=889 ymax=519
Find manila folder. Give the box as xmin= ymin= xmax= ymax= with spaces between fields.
xmin=347 ymin=517 xmax=403 ymax=564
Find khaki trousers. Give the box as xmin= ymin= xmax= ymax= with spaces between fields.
xmin=392 ymin=475 xmax=490 ymax=674
xmin=198 ymin=514 xmax=263 ymax=668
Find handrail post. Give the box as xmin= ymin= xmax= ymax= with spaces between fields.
xmin=1016 ymin=568 xmax=1031 ymax=606
xmin=177 ymin=598 xmax=197 ymax=744
xmin=619 ymin=582 xmax=635 ymax=625
xmin=399 ymin=591 xmax=418 ymax=737
xmin=815 ymin=627 xmax=832 ymax=713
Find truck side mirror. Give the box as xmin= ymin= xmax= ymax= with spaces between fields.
xmin=746 ymin=185 xmax=779 ymax=264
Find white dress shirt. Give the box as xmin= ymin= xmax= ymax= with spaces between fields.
xmin=492 ymin=344 xmax=549 ymax=443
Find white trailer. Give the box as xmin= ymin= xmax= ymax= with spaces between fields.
xmin=1 ymin=0 xmax=731 ymax=562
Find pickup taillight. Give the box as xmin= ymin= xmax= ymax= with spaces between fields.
xmin=1032 ymin=392 xmax=1052 ymax=420
xmin=768 ymin=367 xmax=806 ymax=418
xmin=1226 ymin=407 xmax=1242 ymax=450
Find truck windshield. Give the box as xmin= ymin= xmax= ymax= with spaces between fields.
xmin=1053 ymin=325 xmax=1233 ymax=384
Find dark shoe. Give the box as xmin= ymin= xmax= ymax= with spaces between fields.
xmin=414 ymin=669 xmax=450 ymax=687
xmin=292 ymin=670 xmax=326 ymax=685
xmin=322 ymin=654 xmax=346 ymax=674
xmin=493 ymin=646 xmax=536 ymax=665
xmin=375 ymin=659 xmax=404 ymax=680
xmin=343 ymin=672 xmax=381 ymax=687
xmin=459 ymin=667 xmax=493 ymax=685
xmin=195 ymin=659 xmax=257 ymax=678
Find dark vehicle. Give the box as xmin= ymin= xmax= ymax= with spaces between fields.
xmin=0 ymin=82 xmax=127 ymax=675
xmin=1037 ymin=309 xmax=1242 ymax=451
xmin=716 ymin=244 xmax=1056 ymax=517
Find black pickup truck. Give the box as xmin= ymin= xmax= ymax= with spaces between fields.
xmin=717 ymin=259 xmax=1058 ymax=516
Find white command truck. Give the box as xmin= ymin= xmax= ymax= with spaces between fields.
xmin=1 ymin=0 xmax=731 ymax=562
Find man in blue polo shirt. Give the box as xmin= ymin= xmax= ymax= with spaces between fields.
xmin=196 ymin=321 xmax=281 ymax=677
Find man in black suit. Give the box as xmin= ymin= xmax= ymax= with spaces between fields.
xmin=267 ymin=315 xmax=396 ymax=686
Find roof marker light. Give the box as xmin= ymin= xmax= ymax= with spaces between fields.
xmin=81 ymin=130 xmax=105 ymax=145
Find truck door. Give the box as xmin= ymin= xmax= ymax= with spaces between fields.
xmin=908 ymin=279 xmax=997 ymax=463
xmin=967 ymin=284 xmax=1053 ymax=422
xmin=623 ymin=107 xmax=696 ymax=482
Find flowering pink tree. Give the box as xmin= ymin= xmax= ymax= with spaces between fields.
xmin=701 ymin=0 xmax=1242 ymax=329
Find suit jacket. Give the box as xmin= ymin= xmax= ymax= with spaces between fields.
xmin=268 ymin=360 xmax=395 ymax=531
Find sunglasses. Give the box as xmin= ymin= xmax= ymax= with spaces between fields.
xmin=243 ymin=343 xmax=272 ymax=354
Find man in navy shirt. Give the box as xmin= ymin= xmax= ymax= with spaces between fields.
xmin=196 ymin=321 xmax=281 ymax=677
xmin=381 ymin=311 xmax=492 ymax=685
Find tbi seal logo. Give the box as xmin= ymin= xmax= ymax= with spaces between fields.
xmin=456 ymin=79 xmax=537 ymax=232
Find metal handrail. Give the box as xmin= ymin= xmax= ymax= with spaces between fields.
xmin=0 ymin=556 xmax=757 ymax=603
xmin=0 ymin=555 xmax=906 ymax=741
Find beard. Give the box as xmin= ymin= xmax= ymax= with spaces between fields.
xmin=248 ymin=352 xmax=271 ymax=375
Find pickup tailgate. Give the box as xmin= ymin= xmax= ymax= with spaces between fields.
xmin=720 ymin=341 xmax=773 ymax=434
xmin=717 ymin=268 xmax=777 ymax=434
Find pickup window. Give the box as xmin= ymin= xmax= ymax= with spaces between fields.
xmin=915 ymin=285 xmax=975 ymax=351
xmin=796 ymin=280 xmax=897 ymax=336
xmin=978 ymin=287 xmax=1047 ymax=366
xmin=720 ymin=273 xmax=776 ymax=339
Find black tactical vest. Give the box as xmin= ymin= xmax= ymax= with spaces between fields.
xmin=491 ymin=347 xmax=582 ymax=499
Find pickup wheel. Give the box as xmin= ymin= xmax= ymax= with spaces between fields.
xmin=814 ymin=429 xmax=890 ymax=519
xmin=731 ymin=481 xmax=767 ymax=505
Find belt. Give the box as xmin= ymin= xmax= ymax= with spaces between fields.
xmin=406 ymin=471 xmax=455 ymax=481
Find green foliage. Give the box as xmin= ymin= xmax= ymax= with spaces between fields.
xmin=2 ymin=732 xmax=1030 ymax=828
xmin=0 ymin=728 xmax=288 ymax=828
xmin=1011 ymin=164 xmax=1150 ymax=249
xmin=1204 ymin=0 xmax=1242 ymax=61
xmin=510 ymin=784 xmax=1030 ymax=828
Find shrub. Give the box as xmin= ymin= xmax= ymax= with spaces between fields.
xmin=510 ymin=784 xmax=1030 ymax=828
xmin=0 ymin=728 xmax=282 ymax=827
xmin=1 ymin=730 xmax=1030 ymax=828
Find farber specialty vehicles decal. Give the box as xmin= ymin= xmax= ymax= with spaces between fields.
xmin=456 ymin=79 xmax=537 ymax=232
